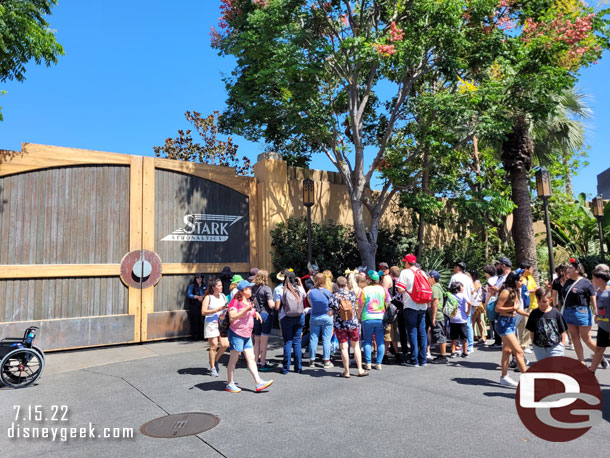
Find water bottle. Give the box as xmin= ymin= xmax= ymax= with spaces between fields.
xmin=25 ymin=332 xmax=35 ymax=345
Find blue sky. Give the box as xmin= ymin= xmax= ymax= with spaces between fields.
xmin=1 ymin=0 xmax=608 ymax=197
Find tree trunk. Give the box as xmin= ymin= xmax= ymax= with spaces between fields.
xmin=416 ymin=149 xmax=430 ymax=259
xmin=562 ymin=155 xmax=574 ymax=198
xmin=351 ymin=197 xmax=377 ymax=269
xmin=501 ymin=116 xmax=537 ymax=270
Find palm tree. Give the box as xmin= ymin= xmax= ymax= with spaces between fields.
xmin=500 ymin=88 xmax=590 ymax=269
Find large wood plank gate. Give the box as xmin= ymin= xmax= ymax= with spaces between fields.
xmin=0 ymin=144 xmax=257 ymax=350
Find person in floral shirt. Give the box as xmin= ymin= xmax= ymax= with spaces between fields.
xmin=329 ymin=276 xmax=369 ymax=378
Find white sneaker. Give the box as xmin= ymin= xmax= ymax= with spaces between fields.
xmin=500 ymin=376 xmax=518 ymax=388
xmin=524 ymin=348 xmax=533 ymax=354
xmin=601 ymin=358 xmax=609 ymax=370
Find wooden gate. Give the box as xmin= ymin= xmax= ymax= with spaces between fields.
xmin=0 ymin=144 xmax=257 ymax=350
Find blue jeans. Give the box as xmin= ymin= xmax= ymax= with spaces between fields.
xmin=466 ymin=313 xmax=473 ymax=352
xmin=405 ymin=308 xmax=427 ymax=365
xmin=280 ymin=314 xmax=305 ymax=373
xmin=362 ymin=319 xmax=385 ymax=365
xmin=309 ymin=314 xmax=334 ymax=361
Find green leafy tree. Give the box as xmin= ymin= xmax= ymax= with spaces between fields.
xmin=153 ymin=111 xmax=252 ymax=176
xmin=551 ymin=192 xmax=600 ymax=257
xmin=0 ymin=0 xmax=64 ymax=121
xmin=211 ymin=0 xmax=488 ymax=268
xmin=462 ymin=0 xmax=609 ymax=268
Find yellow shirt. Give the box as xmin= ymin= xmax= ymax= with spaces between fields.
xmin=524 ymin=273 xmax=538 ymax=309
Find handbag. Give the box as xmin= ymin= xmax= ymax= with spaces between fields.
xmin=382 ymin=302 xmax=399 ymax=327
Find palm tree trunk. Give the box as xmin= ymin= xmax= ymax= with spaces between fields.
xmin=562 ymin=155 xmax=574 ymax=198
xmin=501 ymin=116 xmax=537 ymax=269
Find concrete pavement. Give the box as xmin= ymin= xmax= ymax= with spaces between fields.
xmin=1 ymin=338 xmax=609 ymax=457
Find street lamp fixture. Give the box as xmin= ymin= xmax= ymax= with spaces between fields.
xmin=303 ymin=178 xmax=314 ymax=207
xmin=535 ymin=167 xmax=554 ymax=281
xmin=592 ymin=195 xmax=606 ymax=262
xmin=303 ymin=178 xmax=315 ymax=265
xmin=535 ymin=168 xmax=552 ymax=198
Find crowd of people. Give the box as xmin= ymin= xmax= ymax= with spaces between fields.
xmin=186 ymin=256 xmax=610 ymax=392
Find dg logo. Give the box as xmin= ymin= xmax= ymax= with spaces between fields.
xmin=516 ymin=356 xmax=603 ymax=441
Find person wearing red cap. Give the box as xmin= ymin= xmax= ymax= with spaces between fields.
xmin=397 ymin=254 xmax=428 ymax=367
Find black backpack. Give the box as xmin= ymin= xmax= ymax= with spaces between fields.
xmin=390 ymin=278 xmax=404 ymax=309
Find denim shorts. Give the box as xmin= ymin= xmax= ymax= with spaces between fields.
xmin=532 ymin=343 xmax=564 ymax=361
xmin=228 ymin=329 xmax=253 ymax=352
xmin=563 ymin=306 xmax=593 ymax=327
xmin=495 ymin=315 xmax=517 ymax=337
xmin=253 ymin=311 xmax=274 ymax=336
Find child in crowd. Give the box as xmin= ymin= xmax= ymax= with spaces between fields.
xmin=449 ymin=282 xmax=471 ymax=358
xmin=525 ymin=288 xmax=568 ymax=360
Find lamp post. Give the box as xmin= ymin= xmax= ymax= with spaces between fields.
xmin=303 ymin=178 xmax=314 ymax=265
xmin=592 ymin=195 xmax=606 ymax=262
xmin=535 ymin=167 xmax=554 ymax=281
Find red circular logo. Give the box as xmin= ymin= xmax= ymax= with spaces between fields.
xmin=516 ymin=356 xmax=602 ymax=442
xmin=120 ymin=250 xmax=163 ymax=289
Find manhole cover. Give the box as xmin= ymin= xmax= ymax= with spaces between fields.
xmin=141 ymin=413 xmax=220 ymax=438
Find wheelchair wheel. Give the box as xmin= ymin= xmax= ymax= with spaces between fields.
xmin=1 ymin=348 xmax=44 ymax=388
xmin=31 ymin=345 xmax=45 ymax=362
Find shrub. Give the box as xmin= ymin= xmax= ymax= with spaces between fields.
xmin=270 ymin=218 xmax=417 ymax=276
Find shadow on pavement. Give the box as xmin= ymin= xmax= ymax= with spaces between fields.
xmin=178 ymin=367 xmax=208 ymax=376
xmin=193 ymin=380 xmax=262 ymax=394
xmin=304 ymin=368 xmax=343 ymax=378
xmin=450 ymin=361 xmax=499 ymax=370
xmin=482 ymin=392 xmax=515 ymax=399
xmin=452 ymin=377 xmax=503 ymax=388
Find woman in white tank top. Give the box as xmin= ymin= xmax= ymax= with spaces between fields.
xmin=202 ymin=278 xmax=229 ymax=377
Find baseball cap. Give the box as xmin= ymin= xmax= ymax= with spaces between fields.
xmin=428 ymin=270 xmax=440 ymax=282
xmin=237 ymin=280 xmax=255 ymax=291
xmin=378 ymin=262 xmax=389 ymax=269
xmin=498 ymin=256 xmax=512 ymax=267
xmin=230 ymin=274 xmax=244 ymax=284
xmin=454 ymin=261 xmax=467 ymax=271
xmin=402 ymin=254 xmax=417 ymax=264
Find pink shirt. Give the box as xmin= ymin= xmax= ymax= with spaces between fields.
xmin=228 ymin=298 xmax=255 ymax=338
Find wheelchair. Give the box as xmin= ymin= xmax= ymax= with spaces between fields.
xmin=0 ymin=326 xmax=45 ymax=388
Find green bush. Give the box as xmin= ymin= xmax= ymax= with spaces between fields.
xmin=270 ymin=218 xmax=360 ymax=276
xmin=269 ymin=218 xmax=417 ymax=276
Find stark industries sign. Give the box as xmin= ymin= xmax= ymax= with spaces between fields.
xmin=161 ymin=214 xmax=244 ymax=242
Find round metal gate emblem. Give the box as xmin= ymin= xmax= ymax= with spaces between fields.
xmin=141 ymin=412 xmax=220 ymax=438
xmin=120 ymin=250 xmax=162 ymax=288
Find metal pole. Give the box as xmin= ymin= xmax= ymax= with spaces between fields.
xmin=598 ymin=216 xmax=606 ymax=262
xmin=307 ymin=205 xmax=312 ymax=265
xmin=543 ymin=197 xmax=555 ymax=282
